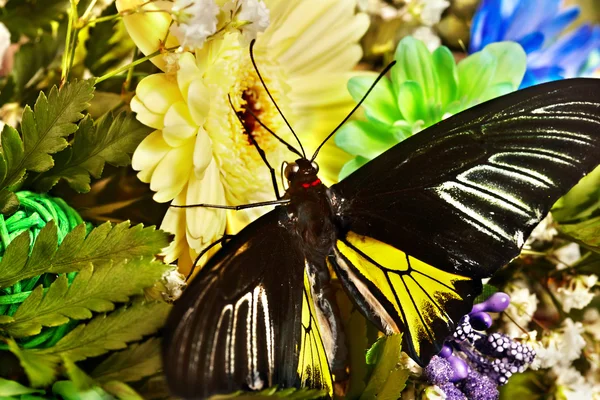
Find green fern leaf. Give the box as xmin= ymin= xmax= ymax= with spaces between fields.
xmin=8 ymin=301 xmax=171 ymax=387
xmin=3 ymin=258 xmax=170 ymax=337
xmin=33 ymin=112 xmax=151 ymax=193
xmin=0 ymin=80 xmax=94 ymax=194
xmin=90 ymin=338 xmax=162 ymax=383
xmin=0 ymin=220 xmax=170 ymax=289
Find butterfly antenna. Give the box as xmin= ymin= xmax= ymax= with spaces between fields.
xmin=310 ymin=61 xmax=396 ymax=162
xmin=249 ymin=39 xmax=306 ymax=158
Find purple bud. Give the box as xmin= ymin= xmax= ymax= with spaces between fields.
xmin=470 ymin=312 xmax=493 ymax=330
xmin=440 ymin=382 xmax=468 ymax=400
xmin=425 ymin=355 xmax=453 ymax=385
xmin=447 ymin=355 xmax=469 ymax=382
xmin=482 ymin=292 xmax=510 ymax=313
xmin=471 ymin=302 xmax=486 ymax=314
xmin=461 ymin=370 xmax=499 ymax=400
xmin=439 ymin=344 xmax=453 ymax=358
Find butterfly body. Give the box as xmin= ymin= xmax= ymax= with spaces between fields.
xmin=163 ymin=78 xmax=600 ymax=399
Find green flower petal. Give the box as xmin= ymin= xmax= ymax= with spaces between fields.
xmin=339 ymin=156 xmax=371 ymax=181
xmin=432 ymin=46 xmax=458 ymax=112
xmin=484 ymin=41 xmax=527 ymax=90
xmin=457 ymin=48 xmax=496 ymax=106
xmin=348 ymin=75 xmax=400 ymax=124
xmin=393 ymin=37 xmax=439 ymax=106
xmin=335 ymin=120 xmax=398 ymax=159
xmin=478 ymin=82 xmax=515 ymax=104
xmin=397 ymin=81 xmax=429 ymax=125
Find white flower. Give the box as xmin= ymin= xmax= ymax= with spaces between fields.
xmin=554 ymin=243 xmax=581 ymax=270
xmin=225 ymin=0 xmax=270 ymax=43
xmin=419 ymin=0 xmax=449 ymax=26
xmin=411 ymin=26 xmax=441 ymax=52
xmin=554 ymin=274 xmax=598 ymax=313
xmin=170 ymin=0 xmax=220 ymax=49
xmin=527 ymin=330 xmax=562 ymax=369
xmin=555 ymin=367 xmax=593 ymax=400
xmin=502 ymin=283 xmax=538 ymax=337
xmin=560 ymin=318 xmax=587 ymax=363
xmin=526 ymin=213 xmax=558 ymax=245
xmin=162 ymin=268 xmax=187 ymax=300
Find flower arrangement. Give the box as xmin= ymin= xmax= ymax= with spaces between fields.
xmin=0 ymin=0 xmax=597 ymax=399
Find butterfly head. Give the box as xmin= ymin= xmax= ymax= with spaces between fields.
xmin=284 ymin=159 xmax=321 ymax=189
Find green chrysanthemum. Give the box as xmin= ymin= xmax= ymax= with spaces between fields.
xmin=336 ymin=36 xmax=527 ymax=179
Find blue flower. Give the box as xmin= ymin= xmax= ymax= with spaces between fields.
xmin=469 ymin=0 xmax=600 ymax=87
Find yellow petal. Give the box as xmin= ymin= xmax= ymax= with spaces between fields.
xmin=177 ymin=52 xmax=204 ymax=103
xmin=116 ymin=0 xmax=179 ymax=71
xmin=150 ymin=138 xmax=195 ymax=202
xmin=132 ymin=130 xmax=170 ymax=181
xmin=162 ymin=101 xmax=198 ymax=147
xmin=193 ymin=127 xmax=213 ymax=179
xmin=130 ymin=96 xmax=164 ymax=129
xmin=160 ymin=188 xmax=188 ymax=263
xmin=186 ymin=79 xmax=211 ymax=126
xmin=186 ymin=160 xmax=227 ymax=251
xmin=137 ymin=74 xmax=183 ymax=114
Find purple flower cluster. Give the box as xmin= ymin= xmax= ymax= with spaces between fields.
xmin=424 ymin=292 xmax=536 ymax=400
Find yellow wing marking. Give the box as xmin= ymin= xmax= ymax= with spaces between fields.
xmin=297 ymin=272 xmax=333 ymax=396
xmin=336 ymin=232 xmax=472 ymax=356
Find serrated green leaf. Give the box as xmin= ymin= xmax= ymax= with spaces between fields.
xmin=7 ymin=338 xmax=58 ymax=388
xmin=5 ymin=258 xmax=169 ymax=337
xmin=33 ymin=111 xmax=151 ymax=193
xmin=360 ymin=334 xmax=403 ymax=400
xmin=101 ymin=381 xmax=143 ymax=400
xmin=0 ymin=81 xmax=94 ymax=193
xmin=63 ymin=357 xmax=96 ymax=391
xmin=376 ymin=367 xmax=408 ymax=400
xmin=0 ymin=220 xmax=170 ymax=289
xmin=0 ymin=378 xmax=44 ymax=396
xmin=91 ymin=338 xmax=162 ymax=383
xmin=0 ymin=189 xmax=20 ymax=215
xmin=9 ymin=301 xmax=170 ymax=387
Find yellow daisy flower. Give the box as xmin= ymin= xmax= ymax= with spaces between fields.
xmin=117 ymin=0 xmax=369 ymax=275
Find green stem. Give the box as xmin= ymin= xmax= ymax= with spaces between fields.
xmin=124 ymin=48 xmax=140 ymax=92
xmin=60 ymin=0 xmax=80 ymax=84
xmin=95 ymin=46 xmax=179 ymax=84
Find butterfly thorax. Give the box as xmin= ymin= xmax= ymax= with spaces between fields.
xmin=283 ymin=159 xmax=337 ymax=260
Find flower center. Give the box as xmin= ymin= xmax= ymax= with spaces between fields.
xmin=240 ymin=88 xmax=262 ymax=145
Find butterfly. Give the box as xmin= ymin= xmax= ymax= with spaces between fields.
xmin=162 ymin=45 xmax=600 ymax=398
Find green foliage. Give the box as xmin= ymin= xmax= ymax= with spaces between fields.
xmin=32 ymin=112 xmax=151 ymax=193
xmin=90 ymin=338 xmax=162 ymax=384
xmin=212 ymin=387 xmax=329 ymax=399
xmin=0 ymin=0 xmax=69 ymax=41
xmin=85 ymin=15 xmax=136 ymax=77
xmin=101 ymin=381 xmax=144 ymax=400
xmin=0 ymin=220 xmax=170 ymax=289
xmin=360 ymin=334 xmax=408 ymax=400
xmin=0 ymin=378 xmax=44 ymax=396
xmin=0 ymin=80 xmax=94 ymax=210
xmin=474 ymin=284 xmax=499 ymax=304
xmin=8 ymin=301 xmax=171 ymax=387
xmin=62 ymin=357 xmax=96 ymax=391
xmin=558 ymin=216 xmax=600 ymax=253
xmin=2 ymin=258 xmax=170 ymax=337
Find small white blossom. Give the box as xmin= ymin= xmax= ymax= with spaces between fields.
xmin=554 ymin=243 xmax=581 ymax=270
xmin=170 ymin=0 xmax=219 ymax=49
xmin=526 ymin=214 xmax=558 ymax=245
xmin=560 ymin=318 xmax=587 ymax=363
xmin=528 ymin=330 xmax=562 ymax=369
xmin=555 ymin=274 xmax=598 ymax=313
xmin=555 ymin=367 xmax=594 ymax=400
xmin=502 ymin=283 xmax=538 ymax=337
xmin=419 ymin=0 xmax=450 ymax=26
xmin=411 ymin=26 xmax=441 ymax=52
xmin=162 ymin=268 xmax=187 ymax=300
xmin=399 ymin=351 xmax=422 ymax=375
xmin=224 ymin=0 xmax=270 ymax=43
xmin=0 ymin=22 xmax=10 ymax=73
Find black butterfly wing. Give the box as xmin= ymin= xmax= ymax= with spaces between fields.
xmin=163 ymin=207 xmax=332 ymax=398
xmin=329 ymin=78 xmax=600 ymax=365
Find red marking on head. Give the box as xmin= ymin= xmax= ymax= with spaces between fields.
xmin=302 ymin=183 xmax=311 ymax=188
xmin=311 ymin=179 xmax=321 ymax=186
